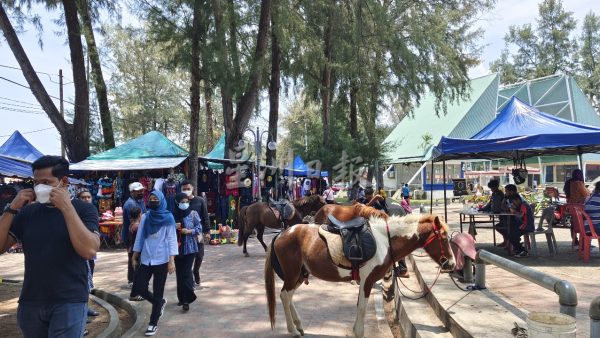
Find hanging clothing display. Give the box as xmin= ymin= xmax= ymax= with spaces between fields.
xmin=162 ymin=179 xmax=179 ymax=212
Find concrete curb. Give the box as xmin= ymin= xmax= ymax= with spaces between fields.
xmin=370 ymin=283 xmax=395 ymax=338
xmin=90 ymin=294 xmax=121 ymax=338
xmin=409 ymin=254 xmax=473 ymax=338
xmin=92 ymin=289 xmax=147 ymax=338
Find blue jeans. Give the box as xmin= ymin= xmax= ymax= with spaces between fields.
xmin=17 ymin=302 xmax=87 ymax=338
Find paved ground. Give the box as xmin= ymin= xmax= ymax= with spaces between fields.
xmin=425 ymin=203 xmax=600 ymax=337
xmin=0 ymin=231 xmax=391 ymax=338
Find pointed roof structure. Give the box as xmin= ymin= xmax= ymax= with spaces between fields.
xmin=434 ymin=97 xmax=600 ymax=160
xmin=382 ymin=74 xmax=500 ymax=163
xmin=71 ymin=131 xmax=189 ymax=171
xmin=0 ymin=131 xmax=44 ymax=163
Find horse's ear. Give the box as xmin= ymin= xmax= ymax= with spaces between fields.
xmin=434 ymin=216 xmax=442 ymax=228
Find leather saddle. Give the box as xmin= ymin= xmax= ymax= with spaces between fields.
xmin=322 ymin=214 xmax=376 ymax=277
xmin=269 ymin=199 xmax=293 ymax=227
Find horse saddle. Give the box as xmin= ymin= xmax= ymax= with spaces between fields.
xmin=269 ymin=199 xmax=294 ymax=227
xmin=318 ymin=215 xmax=376 ymax=274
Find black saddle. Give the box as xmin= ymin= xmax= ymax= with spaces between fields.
xmin=325 ymin=214 xmax=376 ymax=267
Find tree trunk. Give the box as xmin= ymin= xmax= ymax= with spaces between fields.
xmin=78 ymin=0 xmax=115 ymax=150
xmin=189 ymin=0 xmax=202 ymax=191
xmin=266 ymin=1 xmax=281 ymax=166
xmin=213 ymin=0 xmax=235 ymax=158
xmin=349 ymin=79 xmax=358 ymax=138
xmin=225 ymin=0 xmax=272 ymax=157
xmin=204 ymin=82 xmax=214 ymax=150
xmin=320 ymin=0 xmax=335 ymax=149
xmin=63 ymin=0 xmax=91 ymax=162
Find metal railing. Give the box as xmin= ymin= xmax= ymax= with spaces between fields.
xmin=474 ymin=249 xmax=577 ymax=318
xmin=591 ymin=296 xmax=600 ymax=337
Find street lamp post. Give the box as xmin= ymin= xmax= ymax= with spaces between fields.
xmin=240 ymin=127 xmax=276 ymax=201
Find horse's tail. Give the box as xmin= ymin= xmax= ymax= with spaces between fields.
xmin=265 ymin=238 xmax=277 ymax=329
xmin=237 ymin=206 xmax=247 ymax=246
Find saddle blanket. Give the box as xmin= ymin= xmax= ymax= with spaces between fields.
xmin=318 ymin=225 xmax=352 ymax=267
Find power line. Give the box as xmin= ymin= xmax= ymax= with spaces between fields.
xmin=0 ymin=102 xmax=45 ymax=111
xmin=0 ymin=76 xmax=78 ymax=107
xmin=0 ymin=106 xmax=46 ymax=115
xmin=0 ymin=64 xmax=73 ymax=83
xmin=0 ymin=127 xmax=55 ymax=138
xmin=0 ymin=96 xmax=43 ymax=108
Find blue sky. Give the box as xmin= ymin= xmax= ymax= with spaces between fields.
xmin=0 ymin=1 xmax=599 ymax=157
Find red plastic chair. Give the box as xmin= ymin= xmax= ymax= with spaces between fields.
xmin=567 ymin=205 xmax=600 ymax=262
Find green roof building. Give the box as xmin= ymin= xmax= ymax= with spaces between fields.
xmin=382 ymin=73 xmax=600 ymax=192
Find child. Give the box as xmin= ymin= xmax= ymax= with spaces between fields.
xmin=508 ymin=195 xmax=535 ymax=258
xmin=128 ymin=206 xmax=144 ymax=302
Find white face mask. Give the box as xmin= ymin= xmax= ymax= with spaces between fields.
xmin=178 ymin=202 xmax=190 ymax=210
xmin=182 ymin=190 xmax=193 ymax=197
xmin=34 ymin=184 xmax=55 ymax=204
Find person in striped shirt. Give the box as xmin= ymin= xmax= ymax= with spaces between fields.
xmin=583 ymin=182 xmax=600 ymax=235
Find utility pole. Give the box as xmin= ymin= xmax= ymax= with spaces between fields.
xmin=59 ymin=69 xmax=65 ymax=158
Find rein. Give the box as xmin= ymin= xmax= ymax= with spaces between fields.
xmin=385 ymin=219 xmax=447 ymax=300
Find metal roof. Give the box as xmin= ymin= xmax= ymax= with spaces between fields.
xmin=382 ymin=74 xmax=499 ymax=163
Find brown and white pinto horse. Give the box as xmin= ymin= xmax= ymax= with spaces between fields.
xmin=265 ymin=214 xmax=455 ymax=338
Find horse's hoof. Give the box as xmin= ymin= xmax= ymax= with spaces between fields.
xmin=244 ymin=252 xmax=250 ymax=257
xmin=293 ymin=335 xmax=301 ymax=338
xmin=298 ymin=329 xmax=305 ymax=336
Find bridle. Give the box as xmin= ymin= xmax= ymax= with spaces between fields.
xmin=421 ymin=220 xmax=450 ymax=268
xmin=385 ymin=218 xmax=449 ymax=301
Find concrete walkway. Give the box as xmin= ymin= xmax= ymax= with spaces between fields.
xmin=0 ymin=231 xmax=391 ymax=338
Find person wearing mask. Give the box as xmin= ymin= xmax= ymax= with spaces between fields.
xmin=564 ymin=169 xmax=589 ymax=246
xmin=131 ymin=190 xmax=178 ymax=336
xmin=173 ymin=193 xmax=201 ymax=311
xmin=508 ymin=194 xmax=535 ymax=258
xmin=323 ymin=185 xmax=335 ymax=204
xmin=123 ymin=182 xmax=146 ymax=289
xmin=179 ymin=180 xmax=210 ymax=287
xmin=584 ymin=181 xmax=600 ymax=235
xmin=0 ymin=156 xmax=100 ymax=337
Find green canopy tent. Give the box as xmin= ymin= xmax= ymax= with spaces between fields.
xmin=70 ymin=131 xmax=189 ymax=171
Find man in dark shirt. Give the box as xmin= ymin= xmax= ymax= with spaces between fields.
xmin=0 ymin=156 xmax=100 ymax=338
xmin=358 ymin=187 xmax=388 ymax=213
xmin=122 ymin=182 xmax=146 ymax=289
xmin=180 ymin=180 xmax=210 ymax=286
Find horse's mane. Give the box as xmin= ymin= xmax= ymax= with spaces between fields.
xmin=353 ymin=204 xmax=388 ymax=220
xmin=368 ymin=214 xmax=447 ymax=239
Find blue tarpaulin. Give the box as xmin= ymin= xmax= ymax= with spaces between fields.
xmin=0 ymin=156 xmax=34 ymax=178
xmin=0 ymin=131 xmax=44 ymax=163
xmin=434 ymin=97 xmax=600 ymax=161
xmin=284 ymin=155 xmax=328 ymax=177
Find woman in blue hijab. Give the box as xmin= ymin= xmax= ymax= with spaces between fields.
xmin=131 ymin=190 xmax=178 ymax=336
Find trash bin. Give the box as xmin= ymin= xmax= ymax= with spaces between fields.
xmin=527 ymin=312 xmax=576 ymax=338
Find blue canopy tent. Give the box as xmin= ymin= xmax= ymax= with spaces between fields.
xmin=434 ymin=97 xmax=600 ymax=161
xmin=431 ymin=96 xmax=600 ymax=220
xmin=283 ymin=155 xmax=329 ymax=177
xmin=0 ymin=131 xmax=44 ymax=178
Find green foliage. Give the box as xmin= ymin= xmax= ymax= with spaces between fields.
xmin=577 ymin=12 xmax=600 ymax=109
xmin=491 ymin=0 xmax=579 ymax=82
xmin=103 ymin=25 xmax=193 ymax=149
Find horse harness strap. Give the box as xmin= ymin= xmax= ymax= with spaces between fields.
xmin=422 ymin=221 xmax=449 ymax=267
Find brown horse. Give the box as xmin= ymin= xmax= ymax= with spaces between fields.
xmin=265 ymin=214 xmax=455 ymax=338
xmin=237 ymin=201 xmax=302 ymax=257
xmin=237 ymin=195 xmax=326 ymax=257
xmin=291 ymin=194 xmax=326 ymax=217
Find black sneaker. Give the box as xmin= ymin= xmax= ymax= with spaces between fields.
xmin=145 ymin=325 xmax=158 ymax=336
xmin=514 ymin=250 xmax=529 ymax=258
xmin=159 ymin=299 xmax=167 ymax=318
xmin=182 ymin=304 xmax=189 ymax=312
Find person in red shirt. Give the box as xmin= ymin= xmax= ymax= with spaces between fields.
xmin=508 ymin=195 xmax=535 ymax=258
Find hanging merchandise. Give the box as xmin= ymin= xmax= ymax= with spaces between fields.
xmin=163 ymin=178 xmax=179 ymax=212
xmin=198 ymin=170 xmax=210 ymax=192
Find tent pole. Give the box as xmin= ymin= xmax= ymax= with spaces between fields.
xmin=577 ymin=147 xmax=583 ymax=171
xmin=429 ymin=160 xmax=434 ymax=215
xmin=443 ymin=160 xmax=447 ymax=222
